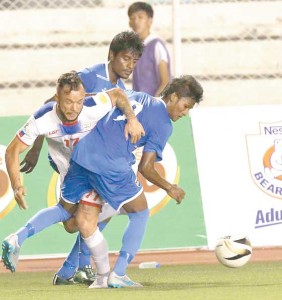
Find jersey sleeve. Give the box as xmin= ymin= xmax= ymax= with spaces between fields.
xmin=78 ymin=68 xmax=97 ymax=93
xmin=16 ymin=115 xmax=40 ymax=146
xmin=88 ymin=92 xmax=113 ymax=120
xmin=143 ymin=122 xmax=173 ymax=162
xmin=154 ymin=41 xmax=169 ymax=64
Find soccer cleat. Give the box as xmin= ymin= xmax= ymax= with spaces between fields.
xmin=2 ymin=234 xmax=20 ymax=272
xmin=73 ymin=265 xmax=96 ymax=284
xmin=88 ymin=273 xmax=109 ymax=289
xmin=108 ymin=271 xmax=143 ymax=288
xmin=52 ymin=273 xmax=76 ymax=285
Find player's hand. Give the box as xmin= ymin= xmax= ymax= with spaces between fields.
xmin=14 ymin=186 xmax=28 ymax=210
xmin=167 ymin=184 xmax=185 ymax=204
xmin=20 ymin=148 xmax=40 ymax=173
xmin=124 ymin=117 xmax=145 ymax=144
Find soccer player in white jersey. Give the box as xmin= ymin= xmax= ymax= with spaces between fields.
xmin=13 ymin=31 xmax=144 ymax=285
xmin=2 ymin=72 xmax=144 ymax=287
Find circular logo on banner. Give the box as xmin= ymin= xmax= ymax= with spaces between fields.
xmin=0 ymin=145 xmax=17 ymax=219
xmin=263 ymin=143 xmax=282 ymax=181
xmin=246 ymin=122 xmax=282 ymax=199
xmin=47 ymin=143 xmax=180 ymax=215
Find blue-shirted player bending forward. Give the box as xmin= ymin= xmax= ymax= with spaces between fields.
xmin=61 ymin=75 xmax=203 ymax=288
xmin=6 ymin=31 xmax=144 ymax=286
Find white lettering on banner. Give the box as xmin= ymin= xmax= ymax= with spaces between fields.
xmin=255 ymin=208 xmax=282 ymax=228
xmin=246 ymin=121 xmax=282 ymax=199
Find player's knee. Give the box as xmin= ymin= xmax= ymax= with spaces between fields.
xmin=63 ymin=217 xmax=78 ymax=233
xmin=76 ymin=205 xmax=100 ymax=237
xmin=58 ymin=199 xmax=78 ymax=216
xmin=76 ymin=213 xmax=92 ymax=233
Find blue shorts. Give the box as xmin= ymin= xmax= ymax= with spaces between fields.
xmin=61 ymin=160 xmax=143 ymax=210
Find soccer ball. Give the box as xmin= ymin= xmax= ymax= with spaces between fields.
xmin=215 ymin=235 xmax=252 ymax=268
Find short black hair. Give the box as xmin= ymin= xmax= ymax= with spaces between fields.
xmin=161 ymin=75 xmax=203 ymax=103
xmin=128 ymin=2 xmax=154 ymax=18
xmin=109 ymin=31 xmax=144 ymax=58
xmin=57 ymin=71 xmax=84 ymax=93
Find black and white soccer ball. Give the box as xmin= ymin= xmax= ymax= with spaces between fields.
xmin=215 ymin=235 xmax=252 ymax=268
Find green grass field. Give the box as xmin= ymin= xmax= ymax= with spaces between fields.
xmin=1 ymin=262 xmax=282 ymax=300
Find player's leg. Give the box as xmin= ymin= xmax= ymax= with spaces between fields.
xmin=75 ymin=204 xmax=120 ymax=282
xmin=88 ymin=169 xmax=149 ymax=288
xmin=75 ymin=201 xmax=110 ymax=289
xmin=53 ymin=203 xmax=118 ymax=285
xmin=48 ymin=153 xmax=92 ymax=284
xmin=54 ymin=191 xmax=105 ymax=285
xmin=53 ymin=231 xmax=95 ymax=285
xmin=108 ymin=193 xmax=149 ymax=288
xmin=60 ymin=162 xmax=110 ymax=288
xmin=2 ymin=201 xmax=74 ymax=272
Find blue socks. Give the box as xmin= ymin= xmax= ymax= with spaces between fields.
xmin=57 ymin=221 xmax=108 ymax=279
xmin=98 ymin=221 xmax=108 ymax=232
xmin=55 ymin=207 xmax=150 ymax=279
xmin=16 ymin=203 xmax=71 ymax=246
xmin=78 ymin=234 xmax=91 ymax=269
xmin=114 ymin=208 xmax=149 ymax=276
xmin=57 ymin=234 xmax=80 ymax=279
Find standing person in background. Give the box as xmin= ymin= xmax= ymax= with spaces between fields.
xmin=128 ymin=1 xmax=172 ymax=96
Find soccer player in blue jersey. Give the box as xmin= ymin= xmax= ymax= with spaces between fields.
xmin=14 ymin=31 xmax=144 ymax=285
xmin=2 ymin=72 xmax=144 ymax=287
xmin=60 ymin=75 xmax=203 ymax=288
xmin=20 ymin=31 xmax=144 ymax=173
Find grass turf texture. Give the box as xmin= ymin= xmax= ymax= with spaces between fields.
xmin=1 ymin=262 xmax=282 ymax=300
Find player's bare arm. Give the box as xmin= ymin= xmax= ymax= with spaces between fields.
xmin=20 ymin=135 xmax=44 ymax=174
xmin=20 ymin=95 xmax=57 ymax=173
xmin=106 ymin=88 xmax=145 ymax=143
xmin=5 ymin=137 xmax=29 ymax=209
xmin=138 ymin=151 xmax=185 ymax=204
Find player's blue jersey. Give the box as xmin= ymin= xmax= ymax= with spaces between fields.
xmin=71 ymin=90 xmax=173 ymax=176
xmin=78 ymin=63 xmax=126 ymax=93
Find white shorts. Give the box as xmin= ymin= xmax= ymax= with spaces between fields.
xmin=80 ymin=190 xmax=105 ymax=208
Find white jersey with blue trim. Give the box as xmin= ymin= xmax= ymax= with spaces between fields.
xmin=17 ymin=93 xmax=112 ymax=182
xmin=71 ymin=90 xmax=173 ymax=176
xmin=78 ymin=63 xmax=126 ymax=93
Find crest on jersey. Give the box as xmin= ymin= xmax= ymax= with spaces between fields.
xmin=246 ymin=121 xmax=282 ymax=199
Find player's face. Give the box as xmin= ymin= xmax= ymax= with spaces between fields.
xmin=57 ymin=84 xmax=85 ymax=123
xmin=129 ymin=11 xmax=152 ymax=39
xmin=167 ymin=95 xmax=196 ymax=122
xmin=111 ymin=50 xmax=140 ymax=79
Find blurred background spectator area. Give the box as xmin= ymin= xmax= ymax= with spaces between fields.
xmin=0 ymin=0 xmax=281 ymax=115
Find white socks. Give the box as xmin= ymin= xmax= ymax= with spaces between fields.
xmin=82 ymin=228 xmax=110 ymax=275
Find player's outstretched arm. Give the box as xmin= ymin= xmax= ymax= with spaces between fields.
xmin=106 ymin=88 xmax=145 ymax=143
xmin=5 ymin=137 xmax=29 ymax=209
xmin=20 ymin=95 xmax=57 ymax=174
xmin=138 ymin=151 xmax=185 ymax=204
xmin=20 ymin=135 xmax=44 ymax=174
